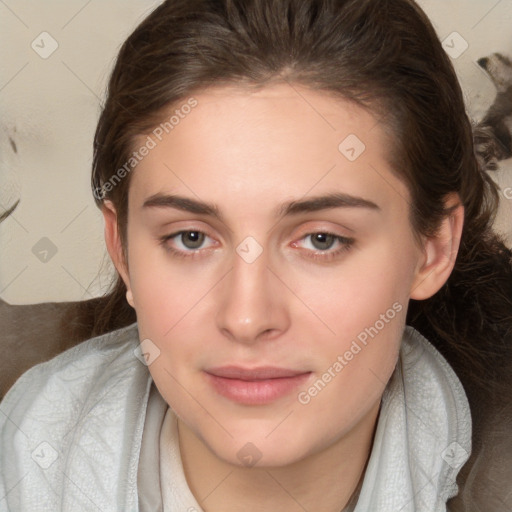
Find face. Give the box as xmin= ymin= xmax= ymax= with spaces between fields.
xmin=105 ymin=83 xmax=445 ymax=468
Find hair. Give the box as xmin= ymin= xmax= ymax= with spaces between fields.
xmin=90 ymin=0 xmax=512 ymax=462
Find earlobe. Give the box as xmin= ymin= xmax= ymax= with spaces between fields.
xmin=126 ymin=289 xmax=135 ymax=308
xmin=410 ymin=198 xmax=464 ymax=300
xmin=102 ymin=200 xmax=132 ymax=299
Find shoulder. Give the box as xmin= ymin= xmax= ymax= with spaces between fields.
xmin=0 ymin=321 xmax=143 ymax=411
xmin=0 ymin=322 xmax=152 ymax=510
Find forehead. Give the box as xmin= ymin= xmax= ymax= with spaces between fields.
xmin=128 ymin=83 xmax=407 ymax=215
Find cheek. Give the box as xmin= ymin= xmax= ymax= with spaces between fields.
xmin=126 ymin=232 xmax=214 ymax=336
xmin=294 ymin=293 xmax=405 ymax=442
xmin=284 ymin=238 xmax=413 ymax=408
xmin=287 ymin=238 xmax=416 ymax=343
xmin=124 ymin=233 xmax=214 ymax=389
xmin=128 ymin=223 xmax=416 ymax=358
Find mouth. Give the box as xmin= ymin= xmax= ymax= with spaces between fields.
xmin=204 ymin=366 xmax=312 ymax=405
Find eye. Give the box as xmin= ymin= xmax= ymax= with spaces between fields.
xmin=159 ymin=230 xmax=216 ymax=259
xmin=303 ymin=233 xmax=338 ymax=251
xmin=292 ymin=232 xmax=355 ymax=261
xmin=159 ymin=229 xmax=354 ymax=262
xmin=175 ymin=231 xmax=206 ymax=250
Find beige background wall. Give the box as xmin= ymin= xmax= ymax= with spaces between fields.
xmin=1 ymin=0 xmax=511 ymax=305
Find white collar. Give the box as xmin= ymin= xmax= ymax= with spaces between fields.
xmin=353 ymin=326 xmax=471 ymax=511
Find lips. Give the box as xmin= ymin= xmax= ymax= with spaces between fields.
xmin=204 ymin=365 xmax=312 ymax=405
xmin=205 ymin=366 xmax=308 ymax=380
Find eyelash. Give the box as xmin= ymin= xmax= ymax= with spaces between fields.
xmin=159 ymin=230 xmax=355 ymax=262
xmin=292 ymin=233 xmax=355 ymax=262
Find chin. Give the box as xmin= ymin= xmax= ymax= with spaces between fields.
xmin=200 ymin=422 xmax=319 ymax=469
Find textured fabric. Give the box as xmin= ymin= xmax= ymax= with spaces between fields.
xmin=0 ymin=322 xmax=471 ymax=511
xmin=0 ymin=322 xmax=149 ymax=512
xmin=353 ymin=328 xmax=472 ymax=511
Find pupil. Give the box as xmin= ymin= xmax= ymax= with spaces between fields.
xmin=183 ymin=231 xmax=204 ymax=249
xmin=313 ymin=233 xmax=334 ymax=250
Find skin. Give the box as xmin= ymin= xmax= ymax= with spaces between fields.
xmin=103 ymin=83 xmax=464 ymax=511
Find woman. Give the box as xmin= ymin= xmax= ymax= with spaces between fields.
xmin=1 ymin=0 xmax=511 ymax=510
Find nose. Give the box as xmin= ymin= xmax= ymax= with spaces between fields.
xmin=215 ymin=245 xmax=290 ymax=345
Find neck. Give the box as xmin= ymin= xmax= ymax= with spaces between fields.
xmin=177 ymin=402 xmax=380 ymax=512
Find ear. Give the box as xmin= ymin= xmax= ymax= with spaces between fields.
xmin=102 ymin=200 xmax=135 ymax=308
xmin=410 ymin=194 xmax=464 ymax=300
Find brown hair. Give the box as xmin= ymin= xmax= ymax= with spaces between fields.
xmin=91 ymin=0 xmax=512 ymax=448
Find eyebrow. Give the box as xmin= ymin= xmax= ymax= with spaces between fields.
xmin=142 ymin=192 xmax=380 ymax=222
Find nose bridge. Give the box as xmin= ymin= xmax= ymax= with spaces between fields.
xmin=215 ymin=240 xmax=288 ymax=343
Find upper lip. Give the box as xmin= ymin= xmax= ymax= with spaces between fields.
xmin=205 ymin=366 xmax=310 ymax=380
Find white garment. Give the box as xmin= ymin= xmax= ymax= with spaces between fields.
xmin=160 ymin=405 xmax=203 ymax=511
xmin=353 ymin=330 xmax=472 ymax=511
xmin=0 ymin=323 xmax=471 ymax=511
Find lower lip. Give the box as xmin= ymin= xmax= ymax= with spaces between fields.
xmin=204 ymin=372 xmax=312 ymax=405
